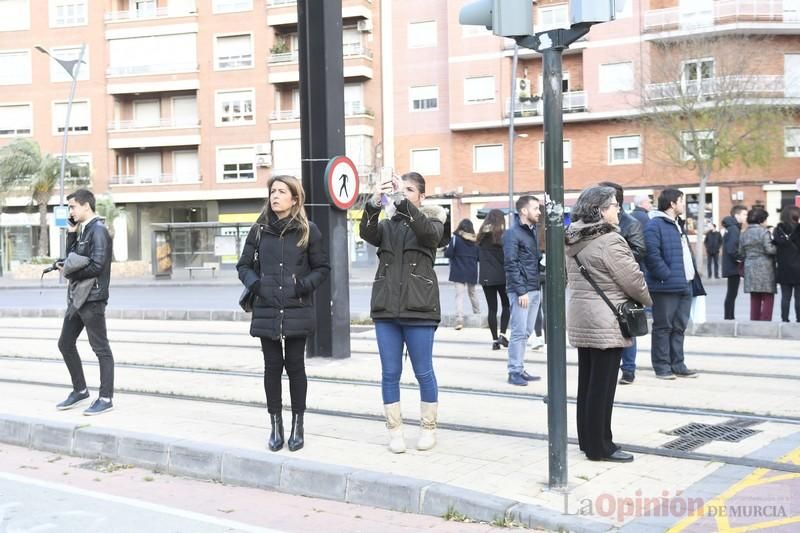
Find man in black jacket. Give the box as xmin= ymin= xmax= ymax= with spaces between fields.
xmin=704 ymin=223 xmax=722 ymax=279
xmin=599 ymin=182 xmax=645 ymax=385
xmin=55 ymin=189 xmax=115 ymax=416
xmin=721 ymin=205 xmax=748 ymax=320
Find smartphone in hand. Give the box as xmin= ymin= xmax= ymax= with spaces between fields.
xmin=67 ymin=216 xmax=77 ymax=227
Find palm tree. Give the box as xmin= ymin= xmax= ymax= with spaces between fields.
xmin=95 ymin=195 xmax=129 ymax=240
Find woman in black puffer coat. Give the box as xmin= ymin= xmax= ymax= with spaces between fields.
xmin=237 ymin=175 xmax=329 ymax=453
xmin=477 ymin=209 xmax=510 ymax=350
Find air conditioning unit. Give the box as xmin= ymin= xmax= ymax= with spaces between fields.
xmin=517 ymin=78 xmax=531 ymax=100
xmin=357 ymin=19 xmax=373 ymax=32
xmin=255 ymin=143 xmax=269 ymax=155
xmin=256 ymin=154 xmax=273 ymax=168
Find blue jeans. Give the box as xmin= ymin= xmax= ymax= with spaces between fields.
xmin=507 ymin=290 xmax=540 ymax=374
xmin=620 ymin=337 xmax=637 ymax=374
xmin=375 ymin=321 xmax=438 ymax=404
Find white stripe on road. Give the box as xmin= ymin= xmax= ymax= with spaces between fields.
xmin=0 ymin=471 xmax=283 ymax=533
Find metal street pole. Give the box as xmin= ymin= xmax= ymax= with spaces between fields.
xmin=507 ymin=44 xmax=519 ymax=221
xmin=297 ymin=0 xmax=351 ymax=358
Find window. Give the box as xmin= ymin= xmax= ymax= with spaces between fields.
xmin=408 ymin=21 xmax=436 ymax=48
xmin=464 ymin=76 xmax=495 ymax=103
xmin=172 ymin=96 xmax=198 ymax=126
xmin=538 ymin=4 xmax=569 ymax=32
xmin=344 ymin=83 xmax=364 ymax=115
xmin=216 ymin=34 xmax=253 ymax=69
xmin=784 ymin=127 xmax=800 ymax=157
xmin=410 ymin=148 xmax=440 ymax=176
xmin=50 ymin=0 xmax=86 ymax=26
xmin=0 ymin=104 xmax=32 ymax=137
xmin=409 ymin=85 xmax=438 ymax=111
xmin=474 ymin=144 xmax=504 ymax=173
xmin=682 ymin=58 xmax=714 ymax=89
xmin=213 ymin=0 xmax=251 ymax=13
xmin=345 ymin=134 xmax=372 ymax=169
xmin=217 ymin=146 xmax=255 ymax=181
xmin=271 ymin=139 xmax=301 ymax=175
xmin=132 ymin=0 xmax=156 ymax=17
xmin=216 ymin=90 xmax=255 ymax=125
xmin=0 ymin=50 xmax=31 ymax=85
xmin=599 ymin=62 xmax=634 ymax=93
xmin=49 ymin=46 xmax=89 ymax=82
xmin=342 ymin=28 xmax=363 ymax=57
xmin=0 ymin=0 xmax=29 ymax=31
xmin=786 ymin=54 xmax=800 ymax=98
xmin=681 ymin=130 xmax=714 ymax=161
xmin=63 ymin=153 xmax=91 ymax=182
xmin=539 ymin=140 xmax=572 ymax=169
xmin=108 ymin=33 xmax=197 ymax=76
xmin=53 ymin=101 xmax=90 ymax=134
xmin=609 ymin=135 xmax=641 ymax=164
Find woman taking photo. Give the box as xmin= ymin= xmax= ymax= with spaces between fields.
xmin=774 ymin=205 xmax=800 ymax=322
xmin=477 ymin=209 xmax=510 ymax=350
xmin=739 ymin=206 xmax=777 ymax=321
xmin=360 ymin=172 xmax=447 ymax=453
xmin=565 ymin=186 xmax=651 ymax=463
xmin=445 ymin=218 xmax=480 ymax=330
xmin=237 ymin=175 xmax=330 ymax=452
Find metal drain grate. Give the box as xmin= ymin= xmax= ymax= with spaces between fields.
xmin=661 ymin=419 xmax=762 ymax=452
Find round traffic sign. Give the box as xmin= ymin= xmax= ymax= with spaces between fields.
xmin=324 ymin=156 xmax=359 ymax=210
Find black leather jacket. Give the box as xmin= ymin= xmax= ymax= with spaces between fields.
xmin=64 ymin=217 xmax=113 ymax=303
xmin=619 ymin=211 xmax=646 ymax=262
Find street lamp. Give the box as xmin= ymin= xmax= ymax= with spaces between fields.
xmin=35 ymin=44 xmax=86 ymax=262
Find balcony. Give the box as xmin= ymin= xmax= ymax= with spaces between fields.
xmin=108 ymin=118 xmax=200 ymax=131
xmin=107 ymin=62 xmax=198 ymax=77
xmin=344 ymin=102 xmax=374 ymax=117
xmin=267 ymin=0 xmax=371 ymax=25
xmin=269 ymin=109 xmax=300 ymax=122
xmin=266 ymin=0 xmax=296 ymax=5
xmin=105 ymin=4 xmax=197 ymax=22
xmin=645 ymin=75 xmax=785 ymax=101
xmin=644 ymin=0 xmax=800 ymax=34
xmin=268 ymin=45 xmax=372 ymax=83
xmin=110 ymin=173 xmax=202 ymax=186
xmin=505 ymin=91 xmax=587 ymax=117
xmin=268 ymin=51 xmax=298 ymax=64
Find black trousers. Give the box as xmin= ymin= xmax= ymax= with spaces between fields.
xmin=780 ymin=284 xmax=800 ymax=322
xmin=650 ymin=288 xmax=692 ymax=376
xmin=706 ymin=253 xmax=719 ymax=278
xmin=534 ymin=280 xmax=546 ymax=339
xmin=577 ymin=347 xmax=622 ymax=460
xmin=724 ymin=275 xmax=740 ymax=320
xmin=58 ymin=301 xmax=114 ymax=398
xmin=261 ymin=336 xmax=307 ymax=414
xmin=482 ymin=284 xmax=510 ymax=340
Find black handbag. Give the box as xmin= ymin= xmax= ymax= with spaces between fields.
xmin=238 ymin=224 xmax=262 ymax=313
xmin=574 ymin=256 xmax=648 ymax=338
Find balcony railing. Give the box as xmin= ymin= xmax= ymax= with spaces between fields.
xmin=344 ymin=102 xmax=373 ymax=116
xmin=110 ymin=173 xmax=201 ymax=186
xmin=269 ymin=110 xmax=300 ymax=121
xmin=107 ymin=63 xmax=198 ymax=77
xmin=267 ymin=0 xmax=296 ymax=5
xmin=505 ymin=91 xmax=587 ymax=117
xmin=645 ymin=75 xmax=785 ymax=101
xmin=105 ymin=4 xmax=197 ymax=22
xmin=644 ymin=0 xmax=800 ymax=32
xmin=218 ymin=54 xmax=253 ymax=69
xmin=343 ymin=44 xmax=372 ymax=59
xmin=108 ymin=118 xmax=200 ymax=131
xmin=268 ymin=51 xmax=299 ymax=63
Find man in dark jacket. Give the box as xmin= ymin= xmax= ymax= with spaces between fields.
xmin=631 ymin=194 xmax=652 ymax=230
xmin=502 ymin=195 xmax=541 ymax=386
xmin=599 ymin=182 xmax=645 ymax=385
xmin=55 ymin=189 xmax=115 ymax=416
xmin=721 ymin=206 xmax=748 ymax=320
xmin=644 ymin=188 xmax=698 ymax=380
xmin=704 ymin=223 xmax=722 ymax=279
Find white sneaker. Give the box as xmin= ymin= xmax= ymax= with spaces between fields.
xmin=529 ymin=336 xmax=544 ymax=350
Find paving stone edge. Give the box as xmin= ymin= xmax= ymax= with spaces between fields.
xmin=1 ymin=307 xmax=798 ymax=339
xmin=0 ymin=413 xmax=612 ymax=533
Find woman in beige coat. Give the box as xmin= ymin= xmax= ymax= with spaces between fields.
xmin=565 ymin=186 xmax=652 ymax=463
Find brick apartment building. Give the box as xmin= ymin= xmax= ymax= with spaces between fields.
xmin=1 ymin=0 xmax=799 ymax=273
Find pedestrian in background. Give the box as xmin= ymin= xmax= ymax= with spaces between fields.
xmin=503 ymin=195 xmax=542 ymax=386
xmin=599 ymin=181 xmax=645 ymax=386
xmin=55 ymin=189 xmax=116 ymax=416
xmin=565 ymin=186 xmax=651 ymax=463
xmin=477 ymin=209 xmax=510 ymax=350
xmin=445 ymin=218 xmax=480 ymax=330
xmin=739 ymin=206 xmax=777 ymax=322
xmin=721 ymin=205 xmax=748 ymax=320
xmin=631 ymin=194 xmax=652 ymax=230
xmin=644 ymin=188 xmax=698 ymax=380
xmin=360 ymin=172 xmax=447 ymax=453
xmin=704 ymin=223 xmax=722 ymax=279
xmin=774 ymin=205 xmax=800 ymax=322
xmin=237 ymin=175 xmax=330 ymax=453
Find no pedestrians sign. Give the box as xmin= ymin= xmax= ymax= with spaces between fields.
xmin=324 ymin=156 xmax=359 ymax=210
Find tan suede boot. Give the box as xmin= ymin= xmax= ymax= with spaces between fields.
xmin=384 ymin=402 xmax=406 ymax=453
xmin=417 ymin=402 xmax=438 ymax=451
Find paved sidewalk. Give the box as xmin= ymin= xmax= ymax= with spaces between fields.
xmin=1 ymin=320 xmax=799 ymax=530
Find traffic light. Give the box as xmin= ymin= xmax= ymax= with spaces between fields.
xmin=459 ymin=0 xmax=534 ymax=38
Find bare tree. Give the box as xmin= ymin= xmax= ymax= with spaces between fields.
xmin=639 ymin=35 xmax=793 ymax=270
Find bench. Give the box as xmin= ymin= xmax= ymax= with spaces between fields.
xmin=185 ymin=264 xmax=217 ymax=279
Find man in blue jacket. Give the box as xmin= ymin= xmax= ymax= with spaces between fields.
xmin=644 ymin=189 xmax=698 ymax=380
xmin=503 ymin=195 xmax=542 ymax=386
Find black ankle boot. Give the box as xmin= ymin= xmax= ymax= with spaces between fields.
xmin=268 ymin=412 xmax=284 ymax=451
xmin=287 ymin=411 xmax=304 ymax=452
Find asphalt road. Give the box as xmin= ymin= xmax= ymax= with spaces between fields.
xmin=0 ymin=277 xmax=768 ymax=322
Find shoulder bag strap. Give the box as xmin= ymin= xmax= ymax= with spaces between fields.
xmin=253 ymin=224 xmax=262 ymax=273
xmin=574 ymin=254 xmax=624 ymax=321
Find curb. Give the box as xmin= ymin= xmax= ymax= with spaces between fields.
xmin=0 ymin=414 xmax=610 ymax=532
xmin=1 ymin=307 xmax=798 ymax=339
